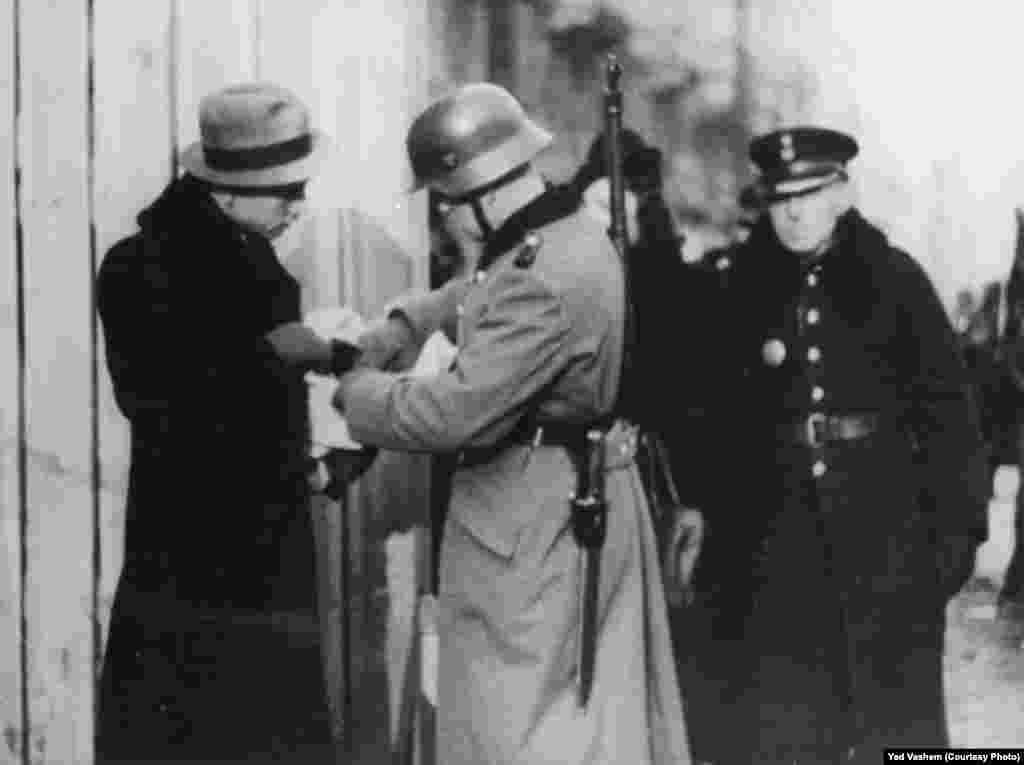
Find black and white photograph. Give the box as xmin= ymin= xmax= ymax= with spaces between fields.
xmin=0 ymin=1 xmax=1022 ymax=763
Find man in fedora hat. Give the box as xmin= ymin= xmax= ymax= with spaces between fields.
xmin=329 ymin=82 xmax=691 ymax=765
xmin=687 ymin=126 xmax=990 ymax=764
xmin=95 ymin=82 xmax=370 ymax=762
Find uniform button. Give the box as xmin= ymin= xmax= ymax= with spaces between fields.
xmin=807 ymin=346 xmax=822 ymax=363
xmin=806 ymin=308 xmax=820 ymax=325
xmin=474 ymin=270 xmax=485 ymax=284
xmin=812 ymin=461 xmax=827 ymax=477
xmin=807 ymin=273 xmax=818 ymax=287
xmin=456 ymin=304 xmax=465 ymax=317
xmin=811 ymin=386 xmax=825 ymax=402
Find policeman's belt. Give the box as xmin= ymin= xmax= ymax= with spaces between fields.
xmin=776 ymin=411 xmax=881 ymax=448
xmin=456 ymin=418 xmax=635 ymax=470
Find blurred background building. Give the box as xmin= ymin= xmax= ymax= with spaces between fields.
xmin=449 ymin=0 xmax=1024 ymax=310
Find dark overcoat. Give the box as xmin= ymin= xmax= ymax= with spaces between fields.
xmin=94 ymin=174 xmax=334 ymax=762
xmin=683 ymin=209 xmax=990 ymax=764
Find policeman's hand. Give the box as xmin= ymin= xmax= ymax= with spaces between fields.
xmin=662 ymin=507 xmax=705 ymax=609
xmin=936 ymin=534 xmax=980 ymax=600
xmin=265 ymin=321 xmax=332 ymax=372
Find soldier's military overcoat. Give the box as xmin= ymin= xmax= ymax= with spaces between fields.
xmin=336 ymin=187 xmax=691 ymax=765
xmin=688 ymin=209 xmax=989 ymax=764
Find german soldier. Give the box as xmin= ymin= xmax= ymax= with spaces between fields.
xmin=329 ymin=83 xmax=692 ymax=764
xmin=698 ymin=127 xmax=989 ymax=764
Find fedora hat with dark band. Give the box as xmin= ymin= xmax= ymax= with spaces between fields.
xmin=181 ymin=82 xmax=328 ymax=188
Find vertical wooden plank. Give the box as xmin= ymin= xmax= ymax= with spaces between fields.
xmin=92 ymin=0 xmax=174 ymax=663
xmin=257 ymin=0 xmax=341 ymax=313
xmin=309 ymin=493 xmax=350 ymax=747
xmin=303 ymin=2 xmax=436 ymax=759
xmin=256 ymin=2 xmax=348 ymax=750
xmin=18 ymin=0 xmax=94 ymax=761
xmin=0 ymin=0 xmax=22 ymax=761
xmin=175 ymin=0 xmax=255 ymax=152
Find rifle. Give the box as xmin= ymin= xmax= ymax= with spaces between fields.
xmin=599 ymin=56 xmax=706 ymax=613
xmin=569 ymin=54 xmax=631 ymax=711
xmin=601 ymin=55 xmax=636 ymax=417
xmin=603 ymin=56 xmax=628 ymax=263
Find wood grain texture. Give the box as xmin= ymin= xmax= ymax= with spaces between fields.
xmin=0 ymin=0 xmax=22 ymax=760
xmin=91 ymin=0 xmax=174 ymax=664
xmin=18 ymin=0 xmax=94 ymax=761
xmin=174 ymin=0 xmax=255 ymax=152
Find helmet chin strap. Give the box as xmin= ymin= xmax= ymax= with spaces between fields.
xmin=443 ymin=163 xmax=531 ymax=243
xmin=469 ymin=196 xmax=494 ymax=240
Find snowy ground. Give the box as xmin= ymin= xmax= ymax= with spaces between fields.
xmin=946 ymin=466 xmax=1024 ymax=748
xmin=352 ymin=468 xmax=1024 ymax=761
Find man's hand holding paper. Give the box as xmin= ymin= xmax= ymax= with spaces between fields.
xmin=304 ymin=306 xmax=367 ymax=455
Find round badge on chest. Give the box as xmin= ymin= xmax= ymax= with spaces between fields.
xmin=762 ymin=338 xmax=787 ymax=367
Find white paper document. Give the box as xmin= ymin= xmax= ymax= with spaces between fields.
xmin=304 ymin=314 xmax=458 ymax=455
xmin=304 ymin=306 xmax=367 ymax=454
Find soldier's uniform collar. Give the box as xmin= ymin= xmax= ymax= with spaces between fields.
xmin=477 ymin=183 xmax=580 ymax=273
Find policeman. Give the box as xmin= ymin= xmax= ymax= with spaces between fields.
xmin=329 ymin=83 xmax=691 ymax=765
xmin=700 ymin=126 xmax=989 ymax=764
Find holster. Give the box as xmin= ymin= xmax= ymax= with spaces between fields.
xmin=428 ymin=452 xmax=459 ymax=594
xmin=569 ymin=429 xmax=609 ymax=551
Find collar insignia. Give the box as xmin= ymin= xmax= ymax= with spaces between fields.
xmin=515 ymin=231 xmax=542 ymax=268
xmin=780 ymin=133 xmax=795 ymax=163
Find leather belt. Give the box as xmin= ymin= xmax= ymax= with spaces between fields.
xmin=777 ymin=412 xmax=880 ymax=448
xmin=456 ymin=419 xmax=611 ymax=468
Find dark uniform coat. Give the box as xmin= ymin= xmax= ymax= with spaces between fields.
xmin=335 ymin=187 xmax=692 ymax=765
xmin=95 ymin=174 xmax=334 ymax=762
xmin=687 ymin=209 xmax=989 ymax=764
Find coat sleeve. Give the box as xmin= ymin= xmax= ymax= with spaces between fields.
xmin=895 ymin=253 xmax=990 ymax=543
xmin=336 ymin=267 xmax=573 ymax=452
xmin=355 ymin=278 xmax=469 ymax=373
xmin=387 ymin=278 xmax=466 ymax=346
xmin=96 ymin=238 xmax=174 ymax=427
xmin=96 ymin=237 xmax=287 ymax=426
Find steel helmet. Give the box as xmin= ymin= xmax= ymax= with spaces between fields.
xmin=406 ymin=83 xmax=554 ymax=199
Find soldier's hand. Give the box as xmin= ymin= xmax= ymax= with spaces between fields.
xmin=359 ymin=315 xmax=416 ymax=371
xmin=265 ymin=321 xmax=332 ymax=372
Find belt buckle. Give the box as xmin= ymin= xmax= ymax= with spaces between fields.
xmin=804 ymin=412 xmax=827 ymax=447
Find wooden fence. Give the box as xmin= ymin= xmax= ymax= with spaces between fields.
xmin=0 ymin=1 xmax=494 ymax=762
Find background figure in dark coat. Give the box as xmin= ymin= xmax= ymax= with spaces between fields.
xmin=572 ymin=128 xmax=723 ymax=760
xmin=690 ymin=127 xmax=989 ymax=765
xmin=996 ymin=215 xmax=1024 ymax=614
xmin=570 ymin=128 xmax=715 ymax=508
xmin=95 ymin=83 xmax=369 ymax=763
